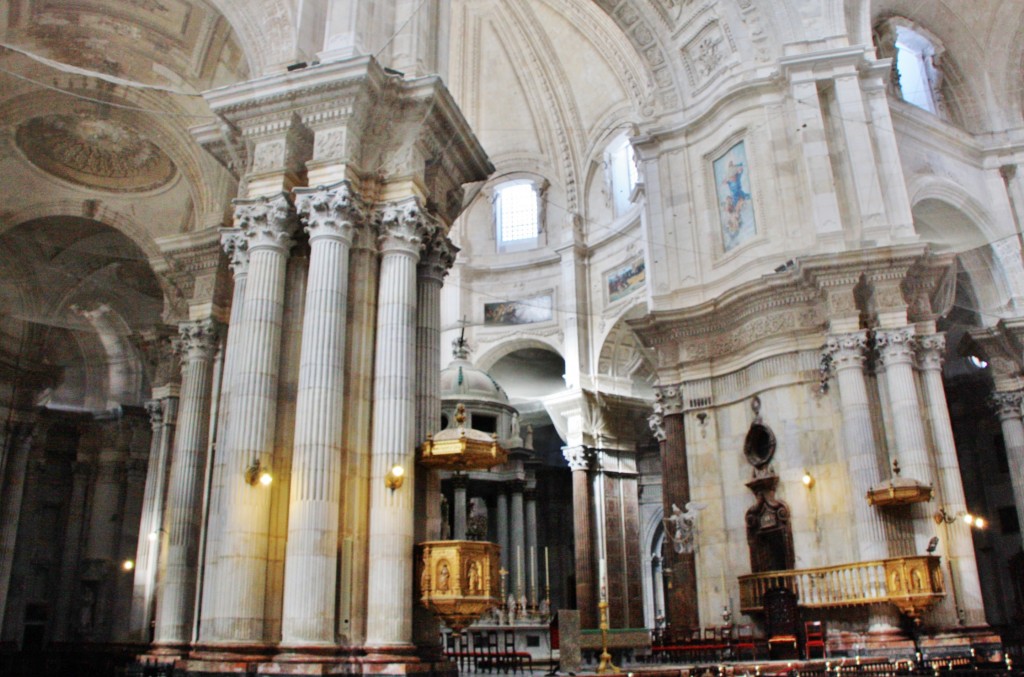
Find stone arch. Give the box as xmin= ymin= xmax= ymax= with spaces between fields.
xmin=596 ymin=301 xmax=655 ymax=397
xmin=476 ymin=337 xmax=565 ymax=374
xmin=207 ymin=0 xmax=299 ymax=77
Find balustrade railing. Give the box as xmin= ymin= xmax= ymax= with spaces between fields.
xmin=738 ymin=556 xmax=944 ymax=618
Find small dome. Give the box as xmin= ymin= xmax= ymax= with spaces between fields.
xmin=440 ymin=338 xmax=510 ymax=405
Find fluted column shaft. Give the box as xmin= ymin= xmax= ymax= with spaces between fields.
xmin=877 ymin=327 xmax=935 ymax=553
xmin=130 ymin=400 xmax=170 ymax=640
xmin=365 ymin=200 xmax=428 ymax=648
xmin=918 ymin=335 xmax=985 ymax=626
xmin=993 ymin=391 xmax=1024 ymax=561
xmin=199 ymin=231 xmax=248 ymax=635
xmin=0 ymin=418 xmax=36 ymax=632
xmin=204 ymin=194 xmax=296 ymax=644
xmin=281 ymin=183 xmax=362 ymax=646
xmin=412 ymin=231 xmax=454 ymax=650
xmin=826 ymin=332 xmax=891 ymax=561
xmin=564 ymin=446 xmax=596 ymax=628
xmin=452 ymin=474 xmax=469 ymax=540
xmin=155 ymin=319 xmax=219 ymax=646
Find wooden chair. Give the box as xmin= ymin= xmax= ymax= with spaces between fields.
xmin=764 ymin=587 xmax=799 ymax=660
xmin=734 ymin=623 xmax=759 ymax=660
xmin=804 ymin=620 xmax=826 ymax=659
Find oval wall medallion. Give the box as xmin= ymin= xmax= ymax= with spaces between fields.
xmin=16 ymin=115 xmax=176 ymax=192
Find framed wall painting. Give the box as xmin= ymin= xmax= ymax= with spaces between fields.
xmin=607 ymin=258 xmax=646 ymax=303
xmin=483 ymin=294 xmax=554 ymax=325
xmin=713 ymin=140 xmax=757 ymax=253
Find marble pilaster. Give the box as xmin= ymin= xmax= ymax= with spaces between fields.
xmin=652 ymin=385 xmax=698 ymax=635
xmin=202 ymin=194 xmax=297 ymax=644
xmin=154 ymin=319 xmax=219 ymax=648
xmin=564 ymin=445 xmax=596 ymax=629
xmin=280 ymin=181 xmax=364 ymax=647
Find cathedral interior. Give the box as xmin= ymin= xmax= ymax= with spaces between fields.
xmin=1 ymin=1 xmax=1024 ymax=675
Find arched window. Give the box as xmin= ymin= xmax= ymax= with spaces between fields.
xmin=493 ymin=179 xmax=545 ymax=252
xmin=875 ymin=19 xmax=948 ymax=118
xmin=606 ymin=135 xmax=639 ymax=216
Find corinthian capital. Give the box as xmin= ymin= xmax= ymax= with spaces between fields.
xmin=875 ymin=327 xmax=916 ymax=367
xmin=178 ymin=318 xmax=220 ymax=362
xmin=562 ymin=445 xmax=593 ymax=471
xmin=989 ymin=390 xmax=1023 ymax=419
xmin=419 ymin=231 xmax=459 ymax=281
xmin=232 ymin=192 xmax=298 ymax=253
xmin=220 ymin=228 xmax=249 ymax=277
xmin=295 ymin=180 xmax=367 ymax=244
xmin=648 ymin=410 xmax=666 ymax=442
xmin=376 ymin=197 xmax=438 ymax=256
xmin=145 ymin=399 xmax=163 ymax=428
xmin=824 ymin=331 xmax=869 ymax=369
xmin=653 ymin=385 xmax=684 ymax=417
xmin=915 ymin=333 xmax=946 ymax=371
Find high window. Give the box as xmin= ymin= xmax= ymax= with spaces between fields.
xmin=607 ymin=136 xmax=638 ymax=216
xmin=894 ymin=26 xmax=940 ymax=113
xmin=494 ymin=180 xmax=543 ymax=251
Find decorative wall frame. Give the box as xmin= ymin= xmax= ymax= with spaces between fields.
xmin=712 ymin=139 xmax=757 ymax=254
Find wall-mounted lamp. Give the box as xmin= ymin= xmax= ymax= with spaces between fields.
xmin=385 ymin=464 xmax=405 ymax=491
xmin=245 ymin=459 xmax=273 ymax=487
xmin=696 ymin=412 xmax=709 ymax=438
xmin=122 ymin=559 xmax=135 ymax=572
xmin=934 ymin=507 xmax=986 ymax=529
xmin=801 ymin=470 xmax=815 ymax=489
xmin=147 ymin=528 xmax=168 ymax=542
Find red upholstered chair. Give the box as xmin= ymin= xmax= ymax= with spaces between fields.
xmin=804 ymin=620 xmax=826 ymax=659
xmin=734 ymin=623 xmax=759 ymax=660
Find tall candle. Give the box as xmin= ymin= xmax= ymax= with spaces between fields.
xmin=599 ymin=557 xmax=607 ymax=599
xmin=517 ymin=546 xmax=524 ymax=596
xmin=530 ymin=546 xmax=538 ymax=602
xmin=544 ymin=547 xmax=550 ymax=592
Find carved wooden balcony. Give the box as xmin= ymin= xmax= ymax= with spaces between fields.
xmin=738 ymin=555 xmax=944 ymax=620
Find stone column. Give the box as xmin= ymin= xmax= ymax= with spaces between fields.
xmin=825 ymin=332 xmax=900 ymax=630
xmin=651 ymin=385 xmax=698 ymax=635
xmin=202 ymin=194 xmax=297 ymax=645
xmin=198 ymin=230 xmax=248 ymax=636
xmin=280 ymin=181 xmax=364 ymax=647
xmin=365 ymin=198 xmax=430 ymax=650
xmin=452 ymin=474 xmax=469 ymax=540
xmin=918 ymin=334 xmax=986 ymax=626
xmin=825 ymin=332 xmax=891 ymax=561
xmin=564 ymin=446 xmax=596 ymax=629
xmin=992 ymin=391 xmax=1024 ymax=561
xmin=154 ymin=319 xmax=219 ymax=648
xmin=496 ymin=490 xmax=509 ymax=573
xmin=129 ymin=400 xmax=169 ymax=641
xmin=525 ymin=487 xmax=538 ymax=608
xmin=0 ymin=416 xmax=37 ymax=631
xmin=412 ymin=227 xmax=455 ymax=652
xmin=876 ymin=327 xmax=935 ymax=553
xmin=509 ymin=479 xmax=526 ymax=604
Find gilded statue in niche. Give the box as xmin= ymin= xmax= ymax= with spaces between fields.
xmin=437 ymin=560 xmax=451 ymax=593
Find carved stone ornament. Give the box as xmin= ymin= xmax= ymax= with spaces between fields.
xmin=562 ymin=445 xmax=593 ymax=472
xmin=915 ymin=333 xmax=946 ymax=371
xmin=294 ymin=180 xmax=367 ymax=243
xmin=875 ymin=327 xmax=916 ymax=367
xmin=377 ymin=197 xmax=438 ymax=256
xmin=648 ymin=409 xmax=666 ymax=442
xmin=824 ymin=332 xmax=869 ymax=370
xmin=232 ymin=193 xmax=298 ymax=252
xmin=989 ymin=390 xmax=1024 ymax=419
xmin=419 ymin=231 xmax=459 ymax=281
xmin=15 ymin=115 xmax=176 ymax=192
xmin=743 ymin=400 xmax=776 ymax=470
xmin=145 ymin=399 xmax=163 ymax=427
xmin=220 ymin=228 xmax=249 ymax=277
xmin=653 ymin=385 xmax=684 ymax=416
xmin=177 ymin=318 xmax=220 ymax=362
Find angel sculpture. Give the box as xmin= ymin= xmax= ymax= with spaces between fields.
xmin=664 ymin=501 xmax=706 ymax=554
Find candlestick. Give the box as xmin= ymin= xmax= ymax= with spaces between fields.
xmin=544 ymin=547 xmax=550 ymax=592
